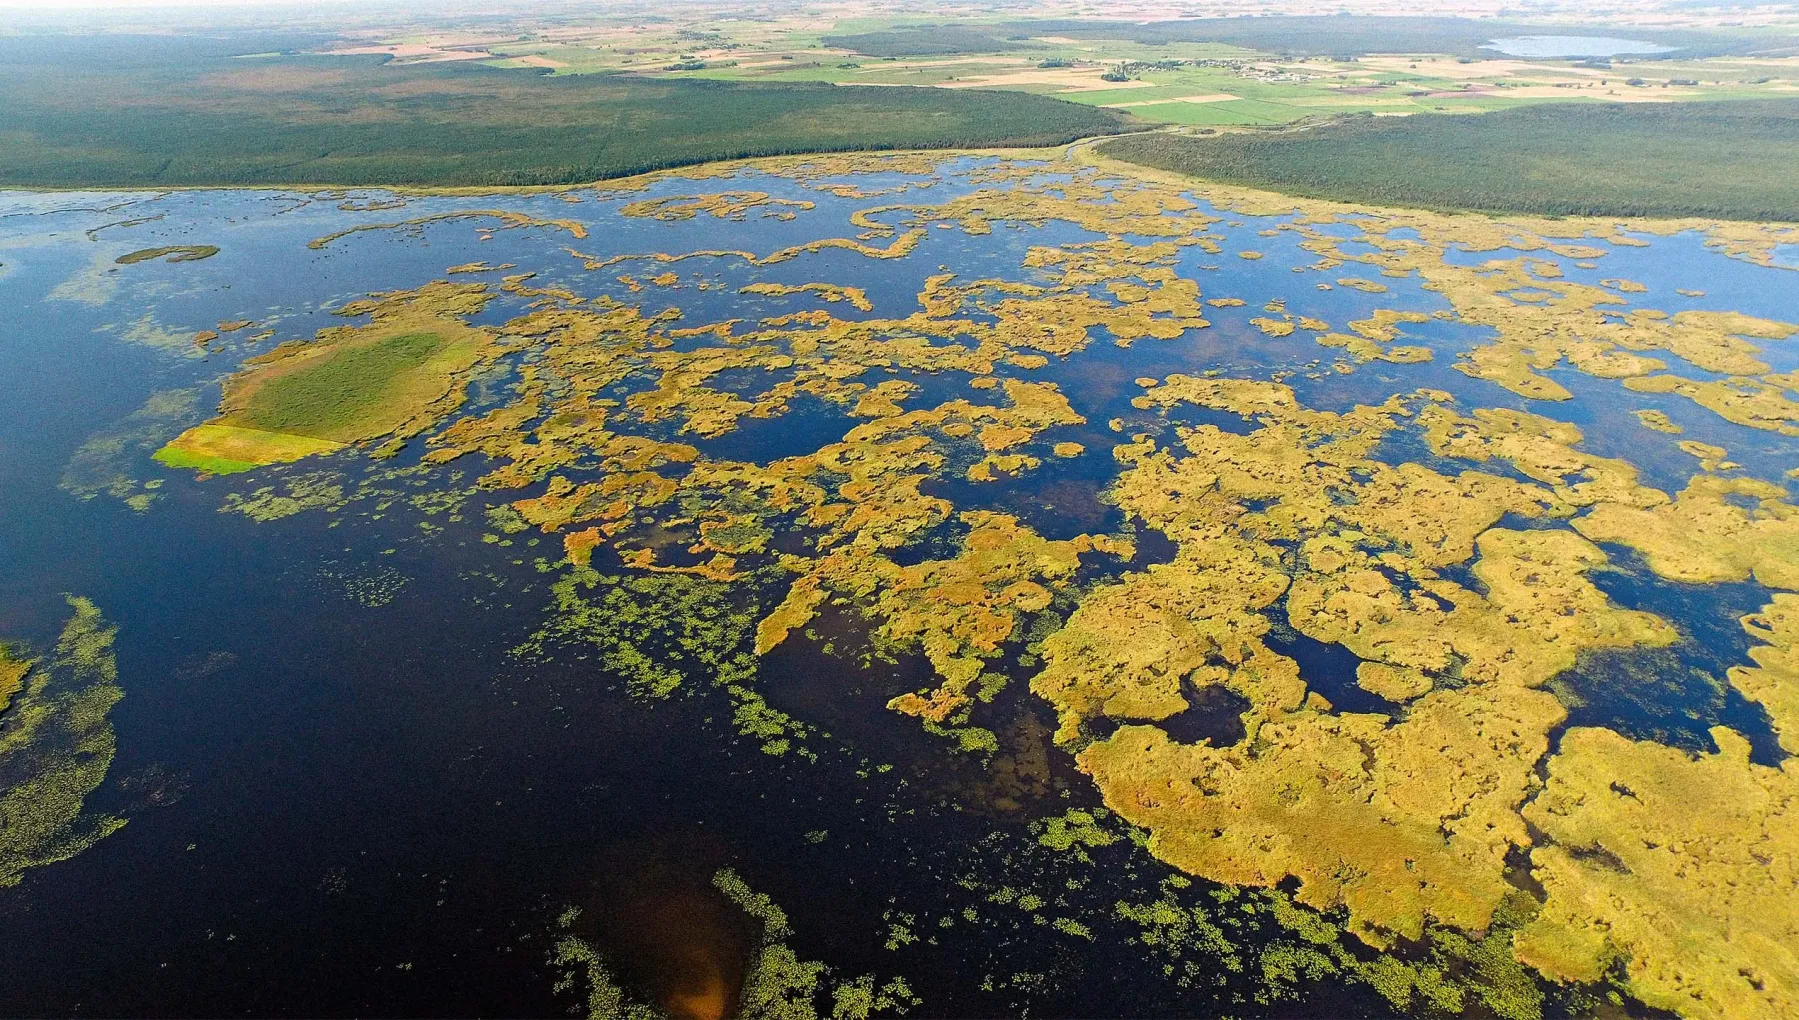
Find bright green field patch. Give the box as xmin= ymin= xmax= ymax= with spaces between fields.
xmin=1069 ymin=85 xmax=1201 ymax=107
xmin=152 ymin=423 xmax=344 ymax=474
xmin=237 ymin=332 xmax=444 ymax=438
xmin=149 ymin=446 xmax=260 ymax=476
xmin=1126 ymin=99 xmax=1305 ymax=126
xmin=1134 ymin=103 xmax=1269 ymax=127
xmin=1205 ymin=99 xmax=1309 ymax=123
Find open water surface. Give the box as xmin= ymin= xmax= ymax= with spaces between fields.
xmin=1 ymin=158 xmax=1795 ymax=1017
xmin=1481 ymin=36 xmax=1677 ymax=58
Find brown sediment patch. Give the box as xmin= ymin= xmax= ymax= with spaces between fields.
xmin=570 ymin=835 xmax=757 ymax=1020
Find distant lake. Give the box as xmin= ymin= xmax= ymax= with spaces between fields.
xmin=1483 ymin=35 xmax=1677 ymax=58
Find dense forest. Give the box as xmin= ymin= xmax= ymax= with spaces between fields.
xmin=1099 ymin=100 xmax=1799 ymax=221
xmin=0 ymin=35 xmax=1133 ymax=188
xmin=826 ymin=16 xmax=1750 ymax=60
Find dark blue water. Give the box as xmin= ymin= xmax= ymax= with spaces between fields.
xmin=2 ymin=159 xmax=1796 ymax=1019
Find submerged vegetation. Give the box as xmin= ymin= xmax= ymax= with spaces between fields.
xmin=0 ymin=598 xmax=124 ymax=888
xmin=552 ymin=869 xmax=917 ymax=1020
xmin=1101 ymin=100 xmax=1799 ymax=220
xmin=64 ymin=389 xmax=199 ymax=508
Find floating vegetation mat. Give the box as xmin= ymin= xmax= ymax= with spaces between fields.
xmin=6 ymin=152 xmax=1799 ymax=1018
xmin=0 ymin=598 xmax=124 ymax=888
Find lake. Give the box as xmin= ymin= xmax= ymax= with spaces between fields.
xmin=1 ymin=153 xmax=1795 ymax=1019
xmin=1482 ymin=35 xmax=1678 ymax=58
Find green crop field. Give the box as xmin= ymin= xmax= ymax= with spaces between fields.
xmin=0 ymin=33 xmax=1134 ymax=189
xmin=1098 ymin=100 xmax=1799 ymax=220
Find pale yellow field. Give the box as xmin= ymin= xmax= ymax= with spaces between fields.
xmin=1102 ymin=93 xmax=1241 ymax=108
xmin=327 ymin=43 xmax=491 ymax=63
xmin=941 ymin=69 xmax=1159 ymax=91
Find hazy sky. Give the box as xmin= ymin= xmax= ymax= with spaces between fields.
xmin=0 ymin=0 xmax=429 ymax=7
xmin=0 ymin=0 xmax=355 ymax=6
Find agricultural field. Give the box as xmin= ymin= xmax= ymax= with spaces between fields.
xmin=1043 ymin=52 xmax=1799 ymax=127
xmin=314 ymin=8 xmax=1799 ymax=129
xmin=6 ymin=8 xmax=1797 ymax=190
xmin=735 ymin=18 xmax=1799 ymax=128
